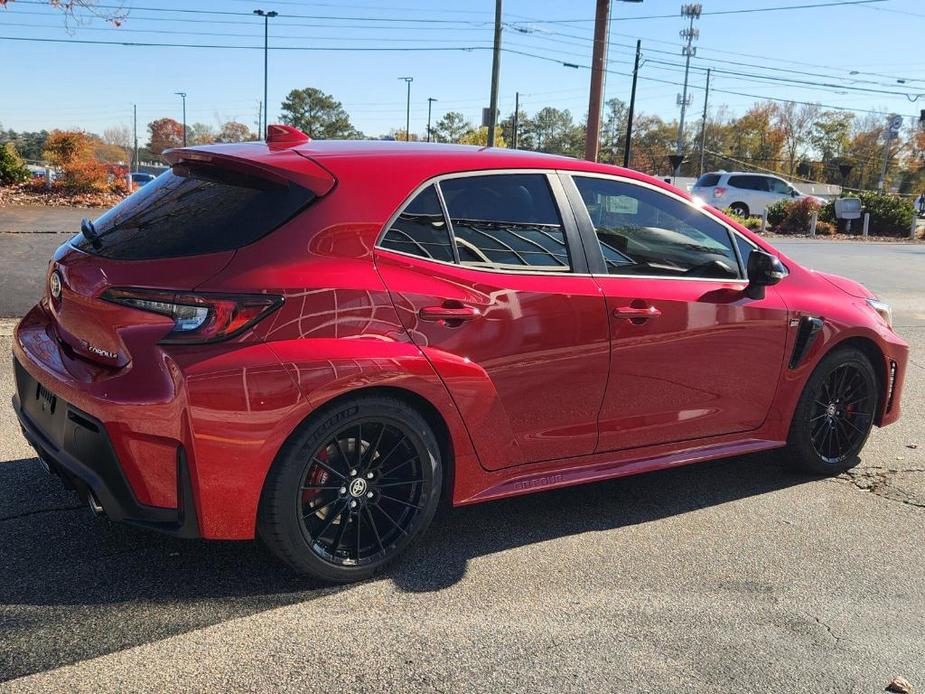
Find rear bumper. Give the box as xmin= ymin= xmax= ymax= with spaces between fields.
xmin=12 ymin=357 xmax=200 ymax=538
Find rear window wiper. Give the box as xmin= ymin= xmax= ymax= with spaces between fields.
xmin=80 ymin=218 xmax=103 ymax=249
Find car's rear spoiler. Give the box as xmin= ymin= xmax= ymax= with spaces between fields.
xmin=163 ymin=145 xmax=336 ymax=197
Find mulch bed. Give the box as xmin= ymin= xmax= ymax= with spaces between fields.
xmin=0 ymin=185 xmax=125 ymax=209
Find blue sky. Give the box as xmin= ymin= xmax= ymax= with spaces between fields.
xmin=1 ymin=0 xmax=924 ymax=139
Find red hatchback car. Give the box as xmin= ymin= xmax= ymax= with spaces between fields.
xmin=12 ymin=126 xmax=908 ymax=582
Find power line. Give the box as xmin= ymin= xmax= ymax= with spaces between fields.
xmin=523 ymin=0 xmax=885 ymax=23
xmin=0 ymin=35 xmax=492 ymax=51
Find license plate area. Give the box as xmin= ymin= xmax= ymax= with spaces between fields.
xmin=35 ymin=382 xmax=58 ymax=416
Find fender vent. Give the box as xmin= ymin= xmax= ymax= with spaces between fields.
xmin=789 ymin=316 xmax=824 ymax=369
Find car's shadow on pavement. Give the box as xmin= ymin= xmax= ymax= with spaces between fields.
xmin=0 ymin=451 xmax=806 ymax=681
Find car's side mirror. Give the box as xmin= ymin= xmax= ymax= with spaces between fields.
xmin=790 ymin=189 xmax=799 ymax=197
xmin=745 ymin=250 xmax=786 ymax=300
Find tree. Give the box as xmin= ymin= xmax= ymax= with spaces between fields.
xmin=500 ymin=109 xmax=529 ymax=149
xmin=0 ymin=142 xmax=30 ymax=186
xmin=629 ymin=115 xmax=679 ymax=175
xmin=0 ymin=128 xmax=48 ymax=162
xmin=43 ymin=130 xmax=94 ymax=166
xmin=102 ymin=125 xmax=131 ymax=149
xmin=279 ymin=88 xmax=360 ymax=140
xmin=726 ymin=103 xmax=785 ymax=172
xmin=387 ymin=129 xmax=420 ymax=142
xmin=527 ymin=107 xmax=583 ymax=158
xmin=458 ymin=127 xmax=507 ymax=148
xmin=599 ymin=98 xmax=628 ymax=164
xmin=189 ymin=122 xmax=216 ymax=145
xmin=0 ymin=0 xmax=126 ymax=26
xmin=432 ymin=112 xmax=472 ymax=144
xmin=773 ymin=102 xmax=820 ymax=176
xmin=146 ymin=118 xmax=184 ymax=154
xmin=216 ymin=121 xmax=253 ymax=143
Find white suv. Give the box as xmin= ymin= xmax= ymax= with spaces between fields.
xmin=691 ymin=171 xmax=823 ymax=217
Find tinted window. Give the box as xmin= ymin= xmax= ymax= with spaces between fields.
xmin=695 ymin=174 xmax=720 ymax=187
xmin=380 ymin=185 xmax=454 ymax=262
xmin=573 ymin=176 xmax=741 ymax=279
xmin=439 ymin=174 xmax=570 ymax=272
xmin=735 ymin=234 xmax=757 ymax=275
xmin=767 ymin=177 xmax=792 ymax=194
xmin=75 ymin=163 xmax=314 ymax=260
xmin=727 ymin=175 xmax=768 ymax=191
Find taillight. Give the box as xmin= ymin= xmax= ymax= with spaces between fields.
xmin=713 ymin=187 xmax=726 ymax=197
xmin=101 ymin=288 xmax=283 ymax=344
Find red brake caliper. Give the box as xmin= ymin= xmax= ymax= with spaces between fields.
xmin=302 ymin=447 xmax=331 ymax=506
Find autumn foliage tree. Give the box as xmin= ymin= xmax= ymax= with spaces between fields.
xmin=43 ymin=130 xmax=110 ymax=193
xmin=146 ymin=118 xmax=184 ymax=154
xmin=216 ymin=121 xmax=254 ymax=143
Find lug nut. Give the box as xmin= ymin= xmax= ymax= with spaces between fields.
xmin=366 ymin=472 xmax=374 ymax=479
xmin=350 ymin=500 xmax=357 ymax=508
xmin=350 ymin=469 xmax=357 ymax=476
xmin=339 ymin=487 xmax=347 ymax=495
xmin=367 ymin=492 xmax=374 ymax=498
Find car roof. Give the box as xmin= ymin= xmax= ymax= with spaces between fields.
xmin=171 ymin=139 xmax=668 ymax=187
xmin=704 ymin=171 xmax=783 ymax=179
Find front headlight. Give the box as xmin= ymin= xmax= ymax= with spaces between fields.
xmin=866 ymin=297 xmax=893 ymax=328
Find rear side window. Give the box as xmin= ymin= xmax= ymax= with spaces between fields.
xmin=695 ymin=174 xmax=720 ymax=187
xmin=380 ymin=185 xmax=455 ymax=262
xmin=73 ymin=163 xmax=315 ymax=260
xmin=439 ymin=174 xmax=570 ymax=271
xmin=727 ymin=175 xmax=768 ymax=191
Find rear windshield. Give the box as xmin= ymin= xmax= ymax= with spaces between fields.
xmin=73 ymin=163 xmax=315 ymax=259
xmin=694 ymin=174 xmax=720 ymax=187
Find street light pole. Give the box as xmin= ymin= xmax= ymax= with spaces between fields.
xmin=426 ymin=98 xmax=437 ymax=142
xmin=174 ymin=92 xmax=187 ymax=147
xmin=254 ymin=9 xmax=278 ymax=138
xmin=398 ymin=77 xmax=413 ymax=141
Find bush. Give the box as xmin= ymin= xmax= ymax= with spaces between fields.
xmin=723 ymin=208 xmax=763 ymax=231
xmin=819 ymin=192 xmax=914 ymax=237
xmin=0 ymin=142 xmax=30 ymax=186
xmin=766 ymin=197 xmax=821 ymax=234
xmin=814 ymin=220 xmax=836 ymax=236
xmin=59 ymin=160 xmax=110 ymax=194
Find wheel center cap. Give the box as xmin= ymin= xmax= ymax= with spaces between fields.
xmin=826 ymin=403 xmax=837 ymax=417
xmin=349 ymin=478 xmax=368 ymax=498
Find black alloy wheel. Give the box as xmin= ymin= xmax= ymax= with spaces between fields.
xmin=786 ymin=346 xmax=877 ymax=475
xmin=259 ymin=395 xmax=442 ymax=582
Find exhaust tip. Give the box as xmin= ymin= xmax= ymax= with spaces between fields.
xmin=87 ymin=491 xmax=105 ymax=516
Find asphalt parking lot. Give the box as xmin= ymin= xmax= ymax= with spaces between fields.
xmin=0 ymin=207 xmax=923 ymax=692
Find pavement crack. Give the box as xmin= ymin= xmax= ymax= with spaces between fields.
xmin=0 ymin=505 xmax=84 ymax=522
xmin=811 ymin=615 xmax=845 ymax=647
xmin=837 ymin=468 xmax=925 ymax=509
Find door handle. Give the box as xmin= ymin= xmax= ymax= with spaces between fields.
xmin=613 ymin=305 xmax=661 ymax=320
xmin=419 ymin=305 xmax=482 ymax=323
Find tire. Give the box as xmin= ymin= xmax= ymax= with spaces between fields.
xmin=729 ymin=202 xmax=750 ymax=217
xmin=784 ymin=346 xmax=878 ymax=475
xmin=258 ymin=394 xmax=443 ymax=583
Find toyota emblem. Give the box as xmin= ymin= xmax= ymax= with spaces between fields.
xmin=49 ymin=271 xmax=62 ymax=300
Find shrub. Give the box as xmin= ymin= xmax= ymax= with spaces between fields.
xmin=767 ymin=197 xmax=821 ymax=234
xmin=59 ymin=160 xmax=110 ymax=194
xmin=723 ymin=208 xmax=763 ymax=231
xmin=819 ymin=192 xmax=914 ymax=236
xmin=814 ymin=220 xmax=836 ymax=236
xmin=0 ymin=142 xmax=30 ymax=185
xmin=43 ymin=130 xmax=94 ymax=167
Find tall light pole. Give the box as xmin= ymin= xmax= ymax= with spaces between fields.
xmin=487 ymin=0 xmax=502 ymax=147
xmin=174 ymin=91 xmax=187 ymax=147
xmin=398 ymin=77 xmax=413 ymax=141
xmin=426 ymin=97 xmax=437 ymax=142
xmin=698 ymin=67 xmax=711 ymax=176
xmin=254 ymin=9 xmax=278 ymax=138
xmin=674 ymin=3 xmax=701 ymax=180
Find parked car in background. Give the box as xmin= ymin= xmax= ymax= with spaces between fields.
xmin=130 ymin=172 xmax=157 ymax=189
xmin=692 ymin=171 xmax=825 ymax=217
xmin=12 ymin=126 xmax=908 ymax=583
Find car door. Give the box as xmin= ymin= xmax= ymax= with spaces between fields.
xmin=562 ymin=172 xmax=790 ymax=452
xmin=375 ymin=171 xmax=610 ymax=470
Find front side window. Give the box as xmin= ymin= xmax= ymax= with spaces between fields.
xmin=380 ymin=185 xmax=455 ymax=262
xmin=768 ymin=178 xmax=792 ymax=195
xmin=439 ymin=174 xmax=571 ymax=272
xmin=573 ymin=176 xmax=742 ymax=280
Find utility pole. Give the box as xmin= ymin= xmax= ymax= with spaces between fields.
xmin=512 ymin=91 xmax=520 ymax=149
xmin=254 ymin=10 xmax=278 ymax=138
xmin=487 ymin=0 xmax=503 ymax=147
xmin=698 ymin=67 xmax=711 ymax=176
xmin=879 ymin=114 xmax=903 ymax=191
xmin=132 ymin=103 xmax=138 ymax=172
xmin=674 ymin=3 xmax=702 ymax=180
xmin=622 ymin=39 xmax=641 ymax=168
xmin=398 ymin=77 xmax=413 ymax=141
xmin=426 ymin=97 xmax=437 ymax=142
xmin=175 ymin=92 xmax=187 ymax=147
xmin=585 ymin=0 xmax=611 ymax=161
